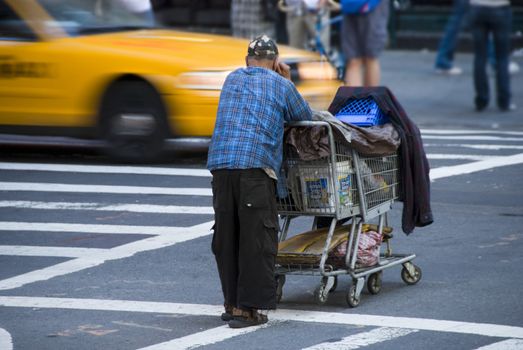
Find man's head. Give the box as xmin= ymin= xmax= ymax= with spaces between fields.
xmin=246 ymin=35 xmax=279 ymax=68
xmin=245 ymin=35 xmax=291 ymax=80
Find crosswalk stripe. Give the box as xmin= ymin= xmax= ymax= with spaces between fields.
xmin=1 ymin=296 xmax=522 ymax=339
xmin=0 ymin=221 xmax=214 ymax=290
xmin=0 ymin=201 xmax=214 ymax=215
xmin=0 ymin=328 xmax=12 ymax=350
xmin=137 ymin=324 xmax=269 ymax=350
xmin=473 ymin=339 xmax=523 ymax=349
xmin=421 ymin=129 xmax=523 ymax=136
xmin=0 ymin=182 xmax=212 ymax=196
xmin=430 ymin=153 xmax=523 ymax=181
xmin=424 ymin=143 xmax=523 ymax=150
xmin=0 ymin=245 xmax=107 ymax=258
xmin=0 ymin=162 xmax=211 ymax=177
xmin=302 ymin=327 xmax=417 ymax=350
xmin=422 ymin=135 xmax=523 ymax=141
xmin=0 ymin=221 xmax=188 ymax=235
xmin=426 ymin=154 xmax=494 ymax=161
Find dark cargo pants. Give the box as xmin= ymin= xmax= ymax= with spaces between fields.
xmin=211 ymin=169 xmax=279 ymax=311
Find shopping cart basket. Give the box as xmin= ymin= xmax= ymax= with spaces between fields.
xmin=276 ymin=121 xmax=421 ymax=307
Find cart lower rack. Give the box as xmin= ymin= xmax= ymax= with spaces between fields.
xmin=275 ymin=121 xmax=421 ymax=307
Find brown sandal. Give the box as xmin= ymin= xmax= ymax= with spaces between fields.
xmin=229 ymin=308 xmax=268 ymax=328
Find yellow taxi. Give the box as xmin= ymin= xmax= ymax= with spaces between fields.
xmin=0 ymin=0 xmax=340 ymax=161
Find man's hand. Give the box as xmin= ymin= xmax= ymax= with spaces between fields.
xmin=273 ymin=58 xmax=291 ymax=81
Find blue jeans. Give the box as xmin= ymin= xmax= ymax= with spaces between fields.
xmin=434 ymin=0 xmax=469 ymax=70
xmin=470 ymin=5 xmax=512 ymax=109
xmin=138 ymin=9 xmax=156 ymax=26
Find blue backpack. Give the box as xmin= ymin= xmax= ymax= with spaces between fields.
xmin=341 ymin=0 xmax=382 ymax=14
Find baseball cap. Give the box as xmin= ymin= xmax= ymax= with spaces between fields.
xmin=247 ymin=35 xmax=279 ymax=59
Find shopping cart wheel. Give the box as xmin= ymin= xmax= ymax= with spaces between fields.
xmin=367 ymin=272 xmax=382 ymax=295
xmin=314 ymin=279 xmax=330 ymax=305
xmin=346 ymin=284 xmax=360 ymax=308
xmin=276 ymin=275 xmax=286 ymax=303
xmin=401 ymin=263 xmax=422 ymax=285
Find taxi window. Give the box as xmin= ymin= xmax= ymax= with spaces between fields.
xmin=0 ymin=1 xmax=37 ymax=41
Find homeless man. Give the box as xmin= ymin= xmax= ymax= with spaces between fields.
xmin=207 ymin=35 xmax=312 ymax=328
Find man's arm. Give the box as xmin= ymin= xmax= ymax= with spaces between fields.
xmin=285 ymin=83 xmax=313 ymax=122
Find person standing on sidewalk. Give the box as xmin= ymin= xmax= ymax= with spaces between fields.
xmin=207 ymin=35 xmax=312 ymax=328
xmin=469 ymin=0 xmax=515 ymax=111
xmin=433 ymin=0 xmax=519 ymax=76
xmin=277 ymin=0 xmax=334 ymax=53
xmin=340 ymin=0 xmax=390 ymax=86
xmin=434 ymin=0 xmax=469 ymax=75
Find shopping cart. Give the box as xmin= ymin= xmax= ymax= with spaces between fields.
xmin=275 ymin=120 xmax=421 ymax=307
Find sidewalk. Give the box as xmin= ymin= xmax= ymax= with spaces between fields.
xmin=379 ymin=50 xmax=522 ymax=131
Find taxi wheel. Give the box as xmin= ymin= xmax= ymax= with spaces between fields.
xmin=99 ymin=80 xmax=168 ymax=162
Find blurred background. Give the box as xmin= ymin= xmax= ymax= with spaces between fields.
xmin=1 ymin=0 xmax=522 ymax=161
xmin=151 ymin=0 xmax=523 ymax=51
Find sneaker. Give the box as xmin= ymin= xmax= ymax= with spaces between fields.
xmin=228 ymin=308 xmax=268 ymax=328
xmin=499 ymin=103 xmax=517 ymax=112
xmin=435 ymin=66 xmax=463 ymax=75
xmin=221 ymin=304 xmax=233 ymax=322
xmin=490 ymin=61 xmax=519 ymax=75
xmin=509 ymin=61 xmax=520 ymax=75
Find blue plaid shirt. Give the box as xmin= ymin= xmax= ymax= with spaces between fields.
xmin=207 ymin=66 xmax=312 ymax=176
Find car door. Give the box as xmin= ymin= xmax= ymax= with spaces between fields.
xmin=0 ymin=0 xmax=72 ymax=132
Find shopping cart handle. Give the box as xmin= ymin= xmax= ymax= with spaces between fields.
xmin=286 ymin=120 xmax=330 ymax=128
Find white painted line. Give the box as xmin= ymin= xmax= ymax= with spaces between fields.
xmin=0 ymin=182 xmax=212 ymax=196
xmin=137 ymin=324 xmax=269 ymax=350
xmin=0 ymin=201 xmax=214 ymax=215
xmin=0 ymin=328 xmax=13 ymax=350
xmin=422 ymin=135 xmax=523 ymax=141
xmin=0 ymin=221 xmax=214 ymax=290
xmin=424 ymin=143 xmax=523 ymax=150
xmin=0 ymin=162 xmax=212 ymax=177
xmin=431 ymin=153 xmax=523 ymax=181
xmin=0 ymin=221 xmax=185 ymax=235
xmin=272 ymin=309 xmax=523 ymax=339
xmin=0 ymin=297 xmax=522 ymax=339
xmin=302 ymin=327 xmax=417 ymax=350
xmin=0 ymin=245 xmax=107 ymax=258
xmin=473 ymin=339 xmax=523 ymax=349
xmin=421 ymin=129 xmax=523 ymax=136
xmin=426 ymin=154 xmax=494 ymax=161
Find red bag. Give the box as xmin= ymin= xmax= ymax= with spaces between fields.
xmin=330 ymin=230 xmax=382 ymax=267
xmin=356 ymin=230 xmax=382 ymax=267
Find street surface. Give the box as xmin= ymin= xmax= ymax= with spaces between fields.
xmin=0 ymin=50 xmax=522 ymax=349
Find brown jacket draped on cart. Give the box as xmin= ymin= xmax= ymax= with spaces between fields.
xmin=328 ymin=86 xmax=433 ymax=234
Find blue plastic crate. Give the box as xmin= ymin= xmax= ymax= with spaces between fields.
xmin=335 ymin=98 xmax=389 ymax=127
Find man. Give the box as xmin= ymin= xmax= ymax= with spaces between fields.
xmin=433 ymin=0 xmax=468 ymax=75
xmin=469 ymin=0 xmax=514 ymax=111
xmin=207 ymin=35 xmax=312 ymax=328
xmin=433 ymin=0 xmax=519 ymax=77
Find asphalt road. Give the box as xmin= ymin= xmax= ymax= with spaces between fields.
xmin=0 ymin=50 xmax=522 ymax=350
xmin=0 ymin=123 xmax=522 ymax=350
